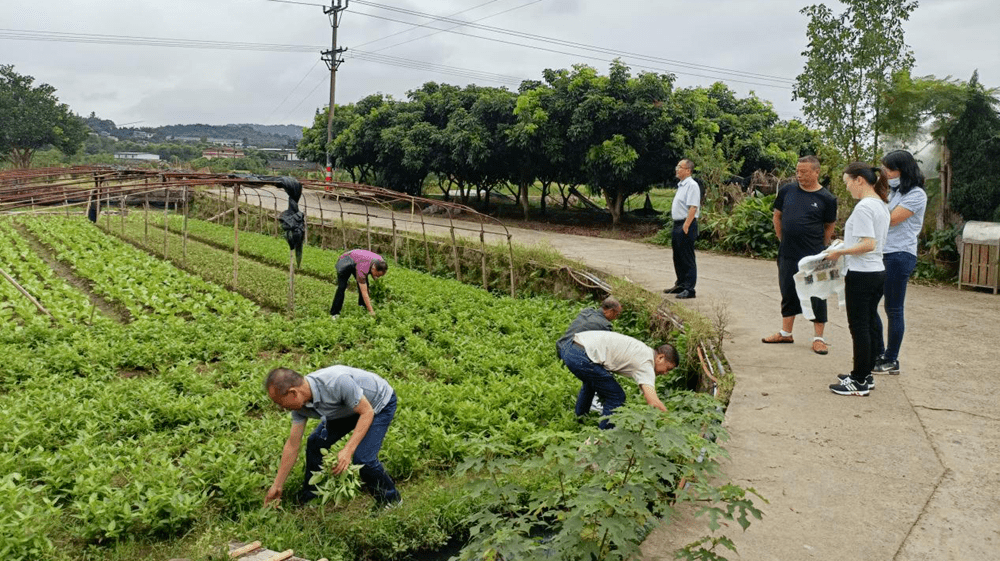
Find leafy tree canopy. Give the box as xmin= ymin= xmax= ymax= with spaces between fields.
xmin=0 ymin=64 xmax=88 ymax=168
xmin=947 ymin=72 xmax=1000 ymax=222
xmin=794 ymin=0 xmax=918 ymax=160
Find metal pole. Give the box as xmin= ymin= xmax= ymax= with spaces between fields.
xmin=323 ymin=0 xmax=349 ymax=186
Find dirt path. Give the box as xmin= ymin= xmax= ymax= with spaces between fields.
xmin=255 ymin=188 xmax=1000 ymax=561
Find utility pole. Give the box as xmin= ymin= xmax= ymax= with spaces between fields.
xmin=322 ymin=0 xmax=348 ymax=186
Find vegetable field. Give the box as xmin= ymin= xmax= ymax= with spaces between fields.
xmin=0 ymin=214 xmax=741 ymax=561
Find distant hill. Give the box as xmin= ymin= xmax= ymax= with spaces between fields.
xmin=240 ymin=124 xmax=305 ymax=139
xmin=82 ymin=115 xmax=306 ymax=148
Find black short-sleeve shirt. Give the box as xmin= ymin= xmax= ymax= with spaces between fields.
xmin=773 ymin=182 xmax=838 ymax=260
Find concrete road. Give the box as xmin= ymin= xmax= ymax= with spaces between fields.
xmin=253 ymin=188 xmax=1000 ymax=561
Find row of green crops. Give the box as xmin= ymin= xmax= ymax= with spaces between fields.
xmin=1 ymin=214 xmax=744 ymax=561
xmin=21 ymin=217 xmax=260 ymax=321
xmin=0 ymin=220 xmax=113 ymax=330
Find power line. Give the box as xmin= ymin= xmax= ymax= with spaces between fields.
xmin=261 ymin=0 xmax=793 ymax=87
xmin=354 ymin=0 xmax=507 ymax=49
xmin=341 ymin=10 xmax=792 ymax=90
xmin=349 ymin=0 xmax=796 ymax=85
xmin=365 ymin=0 xmax=544 ymax=54
xmin=265 ymin=58 xmax=324 ymax=122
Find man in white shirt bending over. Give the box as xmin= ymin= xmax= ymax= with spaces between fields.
xmin=561 ymin=330 xmax=678 ymax=429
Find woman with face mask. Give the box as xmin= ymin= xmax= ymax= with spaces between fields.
xmin=873 ymin=150 xmax=927 ymax=376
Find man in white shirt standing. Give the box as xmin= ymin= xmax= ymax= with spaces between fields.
xmin=561 ymin=330 xmax=678 ymax=429
xmin=664 ymin=159 xmax=700 ymax=299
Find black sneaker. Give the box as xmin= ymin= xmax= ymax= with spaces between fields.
xmin=838 ymin=373 xmax=874 ymax=389
xmin=675 ymin=289 xmax=696 ymax=299
xmin=663 ymin=285 xmax=683 ymax=294
xmin=871 ymin=360 xmax=900 ymax=375
xmin=829 ymin=377 xmax=870 ymax=396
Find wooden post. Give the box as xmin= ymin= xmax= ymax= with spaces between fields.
xmin=449 ymin=216 xmax=461 ymax=282
xmin=288 ymin=249 xmax=296 ymax=314
xmin=233 ymin=185 xmax=240 ymax=289
xmin=144 ymin=189 xmax=150 ymax=245
xmin=391 ymin=209 xmax=398 ymax=263
xmin=0 ymin=266 xmax=53 ymax=318
xmin=182 ymin=185 xmax=189 ymax=265
xmin=163 ymin=188 xmax=170 ymax=258
xmin=64 ymin=184 xmax=69 ymax=216
xmin=300 ymin=188 xmax=308 ymax=248
xmin=480 ymin=227 xmax=488 ymax=291
xmin=508 ymin=234 xmax=516 ymax=297
xmin=120 ymin=194 xmax=126 ymax=235
xmin=365 ymin=206 xmax=372 ymax=251
xmin=93 ymin=177 xmax=101 ymax=222
xmin=421 ymin=211 xmax=431 ymax=272
xmin=105 ymin=182 xmax=111 ymax=229
xmin=318 ymin=195 xmax=326 ymax=250
xmin=338 ymin=198 xmax=347 ymax=250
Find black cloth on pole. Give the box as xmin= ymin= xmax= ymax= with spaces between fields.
xmin=228 ymin=174 xmax=305 ymax=266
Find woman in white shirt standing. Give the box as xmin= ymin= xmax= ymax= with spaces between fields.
xmin=824 ymin=163 xmax=891 ymax=396
xmin=872 ymin=150 xmax=927 ymax=375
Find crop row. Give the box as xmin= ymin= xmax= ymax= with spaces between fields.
xmin=21 ymin=216 xmax=260 ymax=321
xmin=0 ymin=219 xmax=112 ymax=330
xmin=3 ymin=215 xmax=597 ymax=559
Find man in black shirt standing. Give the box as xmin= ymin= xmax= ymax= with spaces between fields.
xmin=762 ymin=156 xmax=838 ymax=355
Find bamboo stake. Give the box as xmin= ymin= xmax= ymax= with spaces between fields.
xmin=449 ymin=215 xmax=461 ymax=282
xmin=480 ymin=227 xmax=488 ymax=291
xmin=182 ymin=185 xmax=189 ymax=265
xmin=288 ymin=249 xmax=295 ymax=315
xmin=232 ymin=185 xmax=240 ymax=289
xmin=163 ymin=188 xmax=170 ymax=258
xmin=508 ymin=234 xmax=515 ymax=298
xmin=228 ymin=541 xmax=261 ymax=558
xmin=0 ymin=266 xmax=53 ymax=318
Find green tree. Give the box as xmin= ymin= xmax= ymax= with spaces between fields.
xmin=793 ymin=0 xmax=918 ymax=160
xmin=0 ymin=65 xmax=88 ymax=168
xmin=947 ymin=73 xmax=1000 ymax=222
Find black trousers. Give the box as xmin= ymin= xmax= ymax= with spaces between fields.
xmin=845 ymin=270 xmax=886 ymax=382
xmin=671 ymin=219 xmax=698 ymax=291
xmin=778 ymin=257 xmax=828 ymax=322
xmin=330 ymin=255 xmax=364 ymax=315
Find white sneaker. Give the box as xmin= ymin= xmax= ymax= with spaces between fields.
xmin=590 ymin=396 xmax=603 ymax=412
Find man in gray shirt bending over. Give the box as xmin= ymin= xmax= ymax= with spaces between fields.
xmin=556 ymin=296 xmax=622 ymax=359
xmin=264 ymin=365 xmax=401 ymax=507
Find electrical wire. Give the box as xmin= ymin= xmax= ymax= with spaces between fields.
xmin=262 ymin=0 xmax=793 ymax=87
xmin=353 ymin=0 xmax=507 ymax=49
xmin=366 ymin=0 xmax=544 ymax=54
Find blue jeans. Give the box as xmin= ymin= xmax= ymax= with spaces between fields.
xmin=874 ymin=252 xmax=917 ymax=362
xmin=560 ymin=341 xmax=626 ymax=430
xmin=302 ymin=393 xmax=400 ymax=504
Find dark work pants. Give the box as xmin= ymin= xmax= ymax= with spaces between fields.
xmin=330 ymin=255 xmax=364 ymax=316
xmin=302 ymin=393 xmax=400 ymax=504
xmin=560 ymin=341 xmax=626 ymax=430
xmin=778 ymin=257 xmax=828 ymax=322
xmin=671 ymin=219 xmax=698 ymax=291
xmin=845 ymin=270 xmax=886 ymax=383
xmin=874 ymin=252 xmax=917 ymax=362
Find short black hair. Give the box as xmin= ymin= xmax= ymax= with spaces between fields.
xmin=600 ymin=296 xmax=621 ymax=312
xmin=655 ymin=344 xmax=679 ymax=367
xmin=264 ymin=367 xmax=303 ymax=394
xmin=372 ymin=259 xmax=388 ymax=274
xmin=798 ymin=155 xmax=821 ymax=170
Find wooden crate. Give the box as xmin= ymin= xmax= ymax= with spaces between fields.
xmin=960 ymin=242 xmax=999 ymax=293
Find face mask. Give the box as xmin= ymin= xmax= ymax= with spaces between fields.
xmin=888 ymin=177 xmax=901 ymax=189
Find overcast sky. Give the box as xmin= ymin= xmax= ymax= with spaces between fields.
xmin=2 ymin=0 xmax=998 ymax=129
